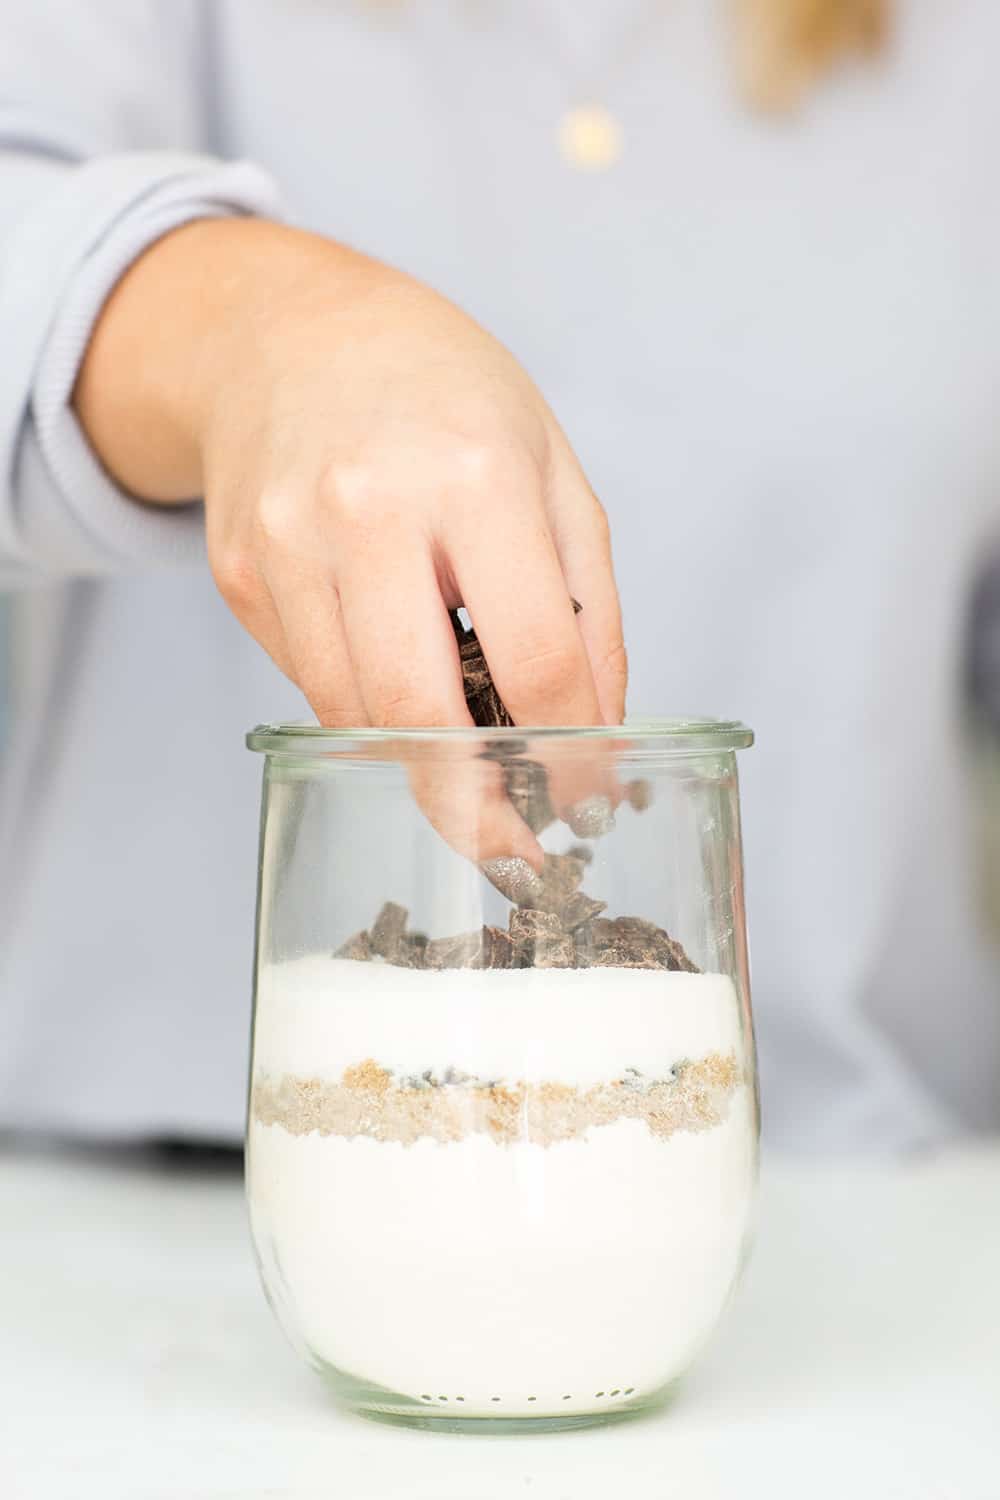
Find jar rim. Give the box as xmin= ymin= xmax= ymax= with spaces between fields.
xmin=246 ymin=716 xmax=753 ymax=755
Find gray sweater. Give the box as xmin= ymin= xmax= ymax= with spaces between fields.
xmin=3 ymin=0 xmax=999 ymax=1149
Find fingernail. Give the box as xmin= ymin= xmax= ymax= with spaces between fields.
xmin=565 ymin=795 xmax=616 ymax=839
xmin=481 ymin=856 xmax=545 ymax=906
xmin=627 ymin=778 xmax=654 ymax=812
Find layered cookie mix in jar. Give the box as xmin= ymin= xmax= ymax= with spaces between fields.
xmin=246 ymin=675 xmax=756 ymax=1432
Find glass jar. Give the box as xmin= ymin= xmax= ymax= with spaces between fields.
xmin=245 ymin=719 xmax=756 ymax=1432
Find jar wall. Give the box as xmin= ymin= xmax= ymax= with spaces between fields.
xmin=245 ymin=727 xmax=757 ymax=1430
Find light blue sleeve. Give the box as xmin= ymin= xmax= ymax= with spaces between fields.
xmin=0 ymin=0 xmax=282 ymax=587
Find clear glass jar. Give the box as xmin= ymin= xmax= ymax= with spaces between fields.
xmin=245 ymin=719 xmax=756 ymax=1433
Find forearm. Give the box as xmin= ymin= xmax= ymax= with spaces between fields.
xmin=72 ymin=207 xmax=625 ymax=749
xmin=72 ymin=217 xmax=381 ymax=504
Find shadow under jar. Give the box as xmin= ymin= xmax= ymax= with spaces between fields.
xmin=245 ymin=719 xmax=756 ymax=1433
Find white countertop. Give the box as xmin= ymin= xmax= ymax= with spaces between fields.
xmin=2 ymin=1141 xmax=998 ymax=1500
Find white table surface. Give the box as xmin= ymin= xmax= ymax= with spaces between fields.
xmin=2 ymin=1140 xmax=998 ymax=1500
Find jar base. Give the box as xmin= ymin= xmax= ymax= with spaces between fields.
xmin=313 ymin=1359 xmax=678 ymax=1434
xmin=356 ymin=1404 xmax=654 ymax=1435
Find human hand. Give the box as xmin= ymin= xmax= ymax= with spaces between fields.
xmin=76 ymin=219 xmax=627 ymax=857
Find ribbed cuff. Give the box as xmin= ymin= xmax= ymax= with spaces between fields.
xmin=15 ymin=153 xmax=281 ymax=571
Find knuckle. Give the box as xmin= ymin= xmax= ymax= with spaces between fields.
xmin=254 ymin=488 xmax=300 ymax=552
xmin=448 ymin=438 xmax=503 ymax=491
xmin=601 ymin=638 xmax=629 ymax=683
xmin=511 ymin=641 xmax=580 ymax=701
xmin=296 ymin=668 xmax=364 ymax=728
xmin=308 ymin=698 xmax=363 ymax=729
xmin=591 ymin=498 xmax=613 ymax=548
xmin=318 ymin=460 xmax=384 ymax=525
xmin=445 ymin=437 xmax=536 ymax=502
xmin=212 ymin=547 xmax=261 ymax=612
xmin=370 ymin=687 xmax=438 ymax=729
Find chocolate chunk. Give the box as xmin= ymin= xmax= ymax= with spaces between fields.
xmin=503 ymin=858 xmax=581 ymax=912
xmin=611 ymin=917 xmax=687 ymax=970
xmin=583 ymin=915 xmax=700 ymax=973
xmin=509 ymin=908 xmax=567 ymax=967
xmin=424 ymin=931 xmax=488 ymax=970
xmin=349 ymin=900 xmax=697 ymax=974
xmin=400 ymin=932 xmax=428 ymax=969
xmin=664 ymin=936 xmax=699 ymax=973
xmin=450 ymin=599 xmax=579 ymax=728
xmin=559 ymin=893 xmax=607 ymax=932
xmin=513 ymin=852 xmax=600 ymax=930
xmin=582 ymin=942 xmax=663 ymax=970
xmin=336 ymin=930 xmax=371 ymax=962
xmin=540 ymin=852 xmax=586 ymax=901
xmin=503 ymin=759 xmax=555 ymax=835
xmin=483 ymin=925 xmax=514 ymax=969
xmin=370 ymin=901 xmax=409 ymax=960
xmin=532 ymin=933 xmax=576 ymax=968
xmin=478 ymin=738 xmax=528 ymax=762
xmin=588 ymin=917 xmax=620 ymax=946
xmin=573 ymin=923 xmax=596 ymax=960
xmin=450 ymin=611 xmax=514 ymax=728
xmin=626 ymin=778 xmax=654 ymax=812
xmin=509 ymin=909 xmax=565 ymax=944
xmin=421 ymin=926 xmax=513 ymax=971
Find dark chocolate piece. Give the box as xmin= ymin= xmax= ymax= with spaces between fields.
xmin=482 ymin=925 xmax=515 ymax=969
xmin=665 ymin=936 xmax=699 ymax=974
xmin=626 ymin=779 xmax=654 ymax=812
xmin=511 ymin=852 xmax=602 ymax=929
xmin=509 ymin=908 xmax=565 ymax=943
xmin=350 ymin=588 xmax=702 ymax=974
xmin=532 ymin=933 xmax=577 ymax=968
xmin=424 ymin=930 xmax=489 ymax=970
xmin=401 ymin=932 xmax=429 ymax=969
xmin=582 ymin=915 xmax=700 ymax=973
xmin=581 ymin=942 xmax=663 ymax=970
xmin=349 ymin=902 xmax=696 ymax=972
xmin=539 ymin=851 xmax=586 ymax=902
xmin=478 ymin=738 xmax=528 ymax=762
xmin=559 ymin=893 xmax=608 ymax=932
xmin=370 ymin=901 xmax=409 ymax=961
xmin=503 ymin=759 xmax=555 ymax=835
xmin=450 ymin=598 xmax=580 ymax=730
xmin=450 ymin=611 xmax=514 ymax=728
xmin=509 ymin=908 xmax=566 ymax=967
xmin=422 ymin=925 xmax=513 ymax=971
xmin=336 ymin=930 xmax=371 ymax=962
xmin=611 ymin=916 xmax=695 ymax=972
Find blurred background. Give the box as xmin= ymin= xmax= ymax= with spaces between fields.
xmin=2 ymin=2 xmax=1000 ymax=1494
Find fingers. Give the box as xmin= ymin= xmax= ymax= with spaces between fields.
xmin=334 ymin=524 xmax=470 ymax=727
xmin=406 ymin=750 xmax=544 ymax=868
xmin=447 ymin=485 xmax=604 ymax=730
xmin=334 ymin=521 xmax=544 ymax=863
xmin=214 ymin=431 xmax=623 ymax=866
xmin=265 ymin=566 xmax=369 ymax=727
xmin=546 ymin=428 xmax=628 ymax=726
xmin=441 ymin=445 xmax=619 ymax=822
xmin=209 ymin=549 xmax=297 ymax=683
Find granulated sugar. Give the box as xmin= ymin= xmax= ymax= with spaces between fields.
xmin=247 ymin=956 xmax=756 ymax=1418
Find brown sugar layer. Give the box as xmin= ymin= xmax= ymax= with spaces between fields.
xmin=251 ymin=1053 xmax=743 ymax=1148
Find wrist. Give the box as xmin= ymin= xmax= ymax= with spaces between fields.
xmin=74 ymin=217 xmax=355 ymax=504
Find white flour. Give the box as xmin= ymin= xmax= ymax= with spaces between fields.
xmin=247 ymin=957 xmax=756 ymax=1418
xmin=252 ymin=956 xmax=745 ymax=1087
